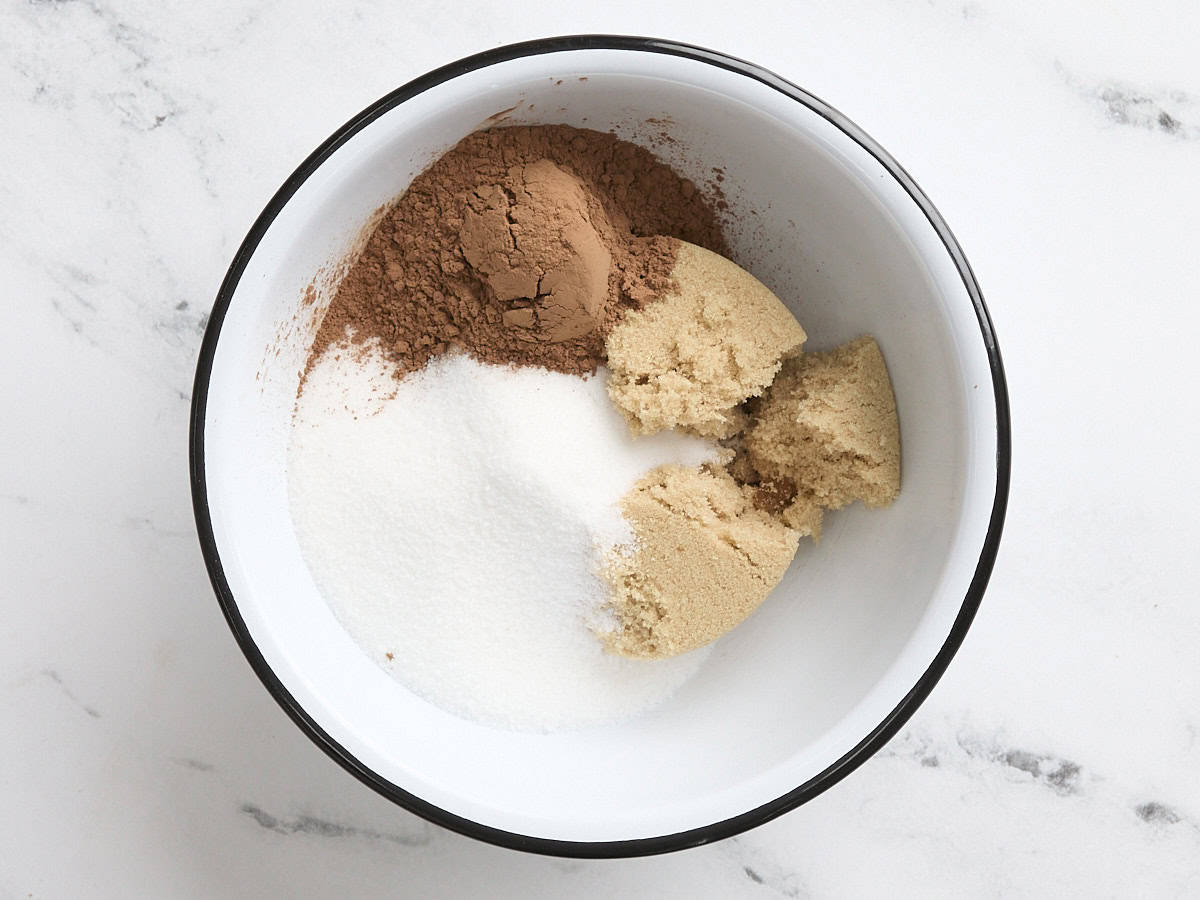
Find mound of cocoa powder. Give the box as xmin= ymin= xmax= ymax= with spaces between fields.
xmin=307 ymin=124 xmax=727 ymax=380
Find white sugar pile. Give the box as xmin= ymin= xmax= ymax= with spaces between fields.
xmin=288 ymin=348 xmax=721 ymax=731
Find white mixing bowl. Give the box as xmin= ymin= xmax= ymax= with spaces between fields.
xmin=190 ymin=36 xmax=1010 ymax=856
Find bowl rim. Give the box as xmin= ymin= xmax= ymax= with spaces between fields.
xmin=189 ymin=34 xmax=1011 ymax=858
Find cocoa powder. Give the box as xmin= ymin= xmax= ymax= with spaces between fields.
xmin=307 ymin=125 xmax=727 ymax=380
xmin=460 ymin=158 xmax=614 ymax=343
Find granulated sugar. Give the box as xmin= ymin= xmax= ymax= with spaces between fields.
xmin=288 ymin=348 xmax=721 ymax=731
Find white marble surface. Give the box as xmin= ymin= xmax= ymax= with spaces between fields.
xmin=2 ymin=0 xmax=1198 ymax=896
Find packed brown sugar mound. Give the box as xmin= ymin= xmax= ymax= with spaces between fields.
xmin=742 ymin=336 xmax=901 ymax=513
xmin=605 ymin=241 xmax=807 ymax=438
xmin=602 ymin=464 xmax=801 ymax=659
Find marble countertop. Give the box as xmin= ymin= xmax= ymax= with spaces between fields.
xmin=3 ymin=1 xmax=1198 ymax=896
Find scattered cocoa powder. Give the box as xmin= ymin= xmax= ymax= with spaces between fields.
xmin=306 ymin=125 xmax=727 ymax=381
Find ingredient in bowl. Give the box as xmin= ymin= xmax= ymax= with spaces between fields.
xmin=602 ymin=463 xmax=800 ymax=659
xmin=305 ymin=125 xmax=725 ymax=383
xmin=741 ymin=336 xmax=901 ymax=516
xmin=289 ymin=347 xmax=721 ymax=731
xmin=598 ymin=336 xmax=901 ymax=656
xmin=460 ymin=159 xmax=613 ymax=341
xmin=605 ymin=240 xmax=807 ymax=438
xmin=289 ymin=122 xmax=902 ymax=729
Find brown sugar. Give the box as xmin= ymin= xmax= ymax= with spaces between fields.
xmin=602 ymin=338 xmax=901 ymax=659
xmin=602 ymin=464 xmax=801 ymax=659
xmin=604 ymin=241 xmax=807 ymax=438
xmin=742 ymin=336 xmax=901 ymax=514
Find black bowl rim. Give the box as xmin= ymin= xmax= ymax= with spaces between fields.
xmin=189 ymin=34 xmax=1011 ymax=859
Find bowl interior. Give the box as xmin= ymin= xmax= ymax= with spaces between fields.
xmin=200 ymin=47 xmax=998 ymax=843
